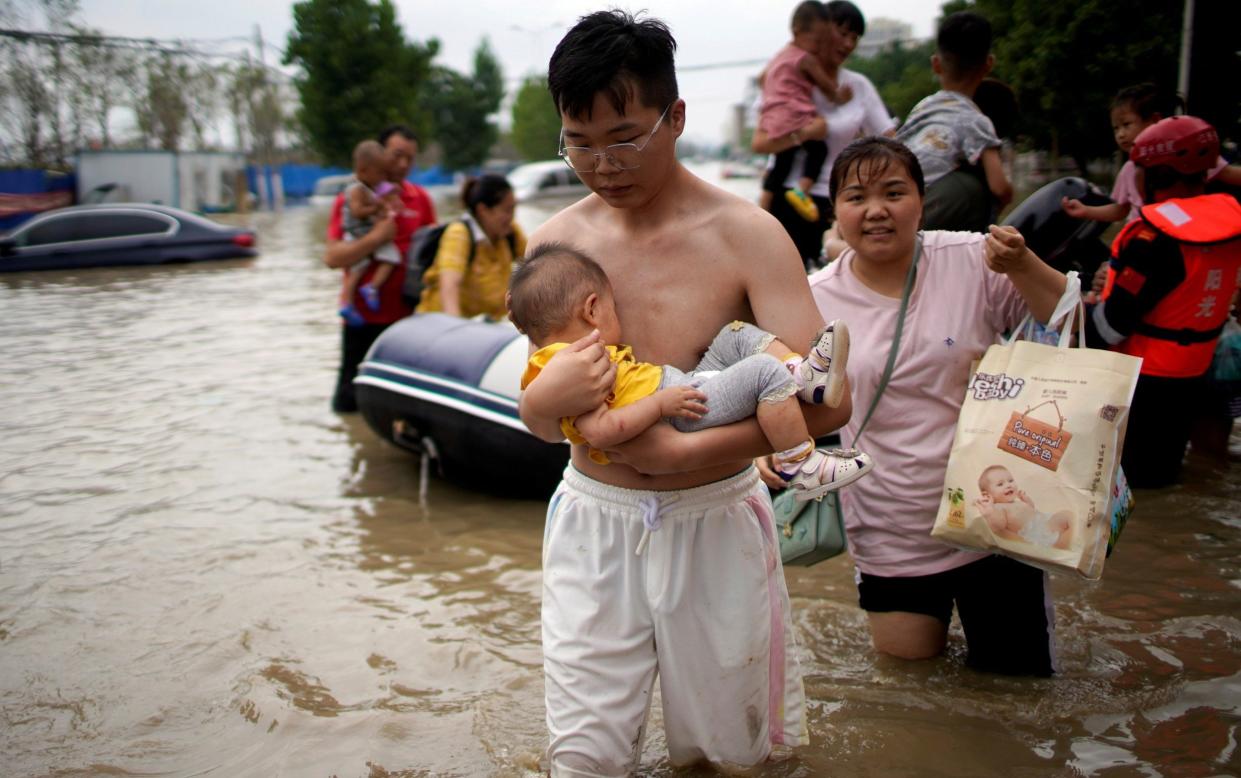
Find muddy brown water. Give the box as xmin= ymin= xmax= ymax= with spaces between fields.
xmin=2 ymin=165 xmax=1238 ymax=776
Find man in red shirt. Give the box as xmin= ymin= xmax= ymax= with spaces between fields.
xmin=324 ymin=124 xmax=438 ymax=412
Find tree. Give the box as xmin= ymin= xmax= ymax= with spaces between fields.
xmin=510 ymin=75 xmax=562 ymax=162
xmin=959 ymin=0 xmax=1181 ymax=169
xmin=426 ymin=38 xmax=504 ymax=171
xmin=849 ymin=39 xmax=937 ymax=125
xmin=283 ymin=0 xmax=437 ymax=167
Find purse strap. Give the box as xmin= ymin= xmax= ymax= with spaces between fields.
xmin=852 ymin=236 xmax=921 ymax=445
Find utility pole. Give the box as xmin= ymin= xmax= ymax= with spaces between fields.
xmin=1178 ymin=0 xmax=1194 ymax=106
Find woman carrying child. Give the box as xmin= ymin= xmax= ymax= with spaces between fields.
xmin=416 ymin=174 xmax=526 ymax=320
xmin=753 ymin=1 xmax=853 ymax=223
xmin=762 ymin=136 xmax=1068 ymax=675
xmin=752 ymin=1 xmax=894 ymax=269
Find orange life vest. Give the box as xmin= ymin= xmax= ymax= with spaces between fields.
xmin=1102 ymin=194 xmax=1241 ymax=377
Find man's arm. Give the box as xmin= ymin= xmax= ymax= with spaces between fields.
xmin=324 ymin=213 xmax=396 ymax=269
xmin=979 ymin=147 xmax=1013 ymax=207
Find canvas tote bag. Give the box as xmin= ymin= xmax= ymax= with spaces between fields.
xmin=931 ymin=273 xmax=1142 ymax=579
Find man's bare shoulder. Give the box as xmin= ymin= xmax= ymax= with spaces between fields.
xmin=701 ymin=183 xmax=798 ymax=255
xmin=527 ymin=194 xmax=604 ymax=247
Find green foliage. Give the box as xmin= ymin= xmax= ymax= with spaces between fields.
xmin=850 ymin=39 xmax=938 ymax=125
xmin=283 ymin=0 xmax=437 ymax=167
xmin=510 ymin=75 xmax=562 ymax=162
xmin=960 ymin=0 xmax=1181 ymax=166
xmin=426 ymin=38 xmax=505 ymax=171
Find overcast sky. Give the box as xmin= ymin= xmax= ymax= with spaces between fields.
xmin=77 ymin=0 xmax=939 ymax=146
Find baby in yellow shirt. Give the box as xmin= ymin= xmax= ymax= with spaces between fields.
xmin=509 ymin=243 xmax=872 ymax=500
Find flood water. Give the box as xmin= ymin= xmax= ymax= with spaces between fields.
xmin=2 ymin=164 xmax=1239 ymax=777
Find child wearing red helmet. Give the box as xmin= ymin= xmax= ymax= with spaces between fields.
xmin=1084 ymin=116 xmax=1241 ymax=487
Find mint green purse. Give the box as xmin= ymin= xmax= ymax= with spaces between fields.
xmin=774 ymin=239 xmax=920 ymax=566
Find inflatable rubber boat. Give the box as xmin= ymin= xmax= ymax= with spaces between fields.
xmin=354 ymin=313 xmax=569 ymax=498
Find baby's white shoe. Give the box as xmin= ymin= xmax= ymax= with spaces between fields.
xmin=783 ymin=447 xmax=874 ymax=501
xmin=797 ymin=320 xmax=849 ymax=407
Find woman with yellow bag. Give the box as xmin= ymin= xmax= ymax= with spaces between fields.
xmin=760 ymin=136 xmax=1067 ymax=675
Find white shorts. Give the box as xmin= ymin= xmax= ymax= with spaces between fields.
xmin=542 ymin=466 xmax=808 ymax=777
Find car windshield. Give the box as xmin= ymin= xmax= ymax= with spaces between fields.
xmin=313 ymin=176 xmax=350 ymax=197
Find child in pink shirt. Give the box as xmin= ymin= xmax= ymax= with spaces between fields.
xmin=1063 ymin=83 xmax=1239 ymax=224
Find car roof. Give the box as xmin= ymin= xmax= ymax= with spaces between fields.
xmin=5 ymin=203 xmax=232 ymax=235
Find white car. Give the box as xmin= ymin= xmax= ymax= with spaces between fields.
xmin=508 ymin=160 xmax=589 ymax=203
xmin=309 ymin=174 xmax=353 ymax=209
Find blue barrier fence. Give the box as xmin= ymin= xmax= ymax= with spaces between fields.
xmin=246 ymin=163 xmax=455 ymax=201
xmin=0 ymin=169 xmax=76 ymax=230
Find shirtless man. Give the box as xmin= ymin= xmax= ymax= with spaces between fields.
xmin=519 ymin=11 xmax=851 ymax=775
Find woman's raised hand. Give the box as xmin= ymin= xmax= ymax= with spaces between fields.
xmin=983 ymin=224 xmax=1031 ymax=274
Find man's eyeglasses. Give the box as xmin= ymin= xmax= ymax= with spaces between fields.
xmin=558 ymin=105 xmax=672 ymax=173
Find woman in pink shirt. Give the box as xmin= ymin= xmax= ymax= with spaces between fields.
xmin=766 ymin=136 xmax=1067 ymax=675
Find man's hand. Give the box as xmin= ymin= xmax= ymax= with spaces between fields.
xmin=654 ymin=386 xmax=707 ymax=421
xmin=984 ymin=224 xmax=1031 ymax=275
xmin=530 ymin=330 xmax=616 ymax=419
xmin=755 ymin=455 xmax=786 ymax=490
xmin=833 ymin=84 xmax=854 ymax=104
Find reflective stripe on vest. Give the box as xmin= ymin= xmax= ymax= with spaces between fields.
xmin=1103 ymin=194 xmax=1241 ymax=377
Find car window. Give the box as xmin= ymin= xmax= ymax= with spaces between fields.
xmin=74 ymin=213 xmax=171 ymax=240
xmin=19 ymin=216 xmax=79 ymax=246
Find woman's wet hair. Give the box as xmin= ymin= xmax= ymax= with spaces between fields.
xmin=830 ymin=136 xmax=926 ymax=202
xmin=824 ymin=0 xmax=866 ymax=36
xmin=508 ymin=242 xmax=611 ymax=344
xmin=462 ymin=174 xmax=512 ymax=216
xmin=1111 ymin=83 xmax=1181 ymax=121
xmin=548 ymin=10 xmax=679 ymax=120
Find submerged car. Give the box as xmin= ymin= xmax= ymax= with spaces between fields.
xmin=0 ymin=203 xmax=257 ymax=272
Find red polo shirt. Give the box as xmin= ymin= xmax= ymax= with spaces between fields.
xmin=328 ymin=180 xmax=438 ymax=324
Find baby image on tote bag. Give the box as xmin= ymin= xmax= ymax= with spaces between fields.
xmin=932 ymin=274 xmax=1142 ymax=579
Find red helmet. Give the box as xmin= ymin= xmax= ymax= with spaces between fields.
xmin=1130 ymin=115 xmax=1219 ymax=174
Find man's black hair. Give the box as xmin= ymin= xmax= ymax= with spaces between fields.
xmin=824 ymin=0 xmax=865 ymax=37
xmin=547 ymin=10 xmax=679 ymax=120
xmin=378 ymin=124 xmax=418 ymax=146
xmin=791 ymin=1 xmax=824 ymax=34
xmin=936 ymin=11 xmax=992 ymax=79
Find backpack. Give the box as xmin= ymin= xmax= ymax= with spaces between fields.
xmin=402 ymin=218 xmax=518 ymax=309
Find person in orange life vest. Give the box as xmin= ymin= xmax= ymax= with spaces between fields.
xmin=1084 ymin=116 xmax=1241 ymax=488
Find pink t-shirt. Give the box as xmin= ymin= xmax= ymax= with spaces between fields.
xmin=808 ymin=231 xmax=1029 ymax=577
xmin=1112 ymin=157 xmax=1230 ymax=223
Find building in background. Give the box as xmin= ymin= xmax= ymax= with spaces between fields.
xmin=76 ymin=150 xmax=248 ymax=212
xmin=853 ymin=18 xmax=918 ymax=59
